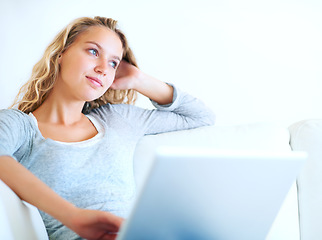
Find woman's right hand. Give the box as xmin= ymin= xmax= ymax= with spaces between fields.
xmin=66 ymin=208 xmax=124 ymax=240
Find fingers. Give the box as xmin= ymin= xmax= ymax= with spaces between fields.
xmin=99 ymin=232 xmax=118 ymax=240
xmin=97 ymin=212 xmax=124 ymax=231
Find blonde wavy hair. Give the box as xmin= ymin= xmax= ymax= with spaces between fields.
xmin=11 ymin=16 xmax=137 ymax=114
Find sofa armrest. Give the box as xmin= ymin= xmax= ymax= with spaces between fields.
xmin=0 ymin=179 xmax=48 ymax=240
xmin=290 ymin=119 xmax=322 ymax=240
xmin=134 ymin=123 xmax=291 ymax=188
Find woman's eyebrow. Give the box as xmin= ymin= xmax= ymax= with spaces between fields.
xmin=85 ymin=41 xmax=121 ymax=61
xmin=86 ymin=41 xmax=102 ymax=50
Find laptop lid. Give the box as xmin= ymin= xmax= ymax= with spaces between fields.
xmin=117 ymin=147 xmax=307 ymax=240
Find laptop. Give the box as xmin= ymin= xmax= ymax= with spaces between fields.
xmin=117 ymin=147 xmax=307 ymax=240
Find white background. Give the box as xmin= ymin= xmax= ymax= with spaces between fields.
xmin=0 ymin=0 xmax=321 ymax=126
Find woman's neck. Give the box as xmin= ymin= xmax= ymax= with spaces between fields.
xmin=32 ymin=94 xmax=85 ymax=126
xmin=31 ymin=96 xmax=98 ymax=143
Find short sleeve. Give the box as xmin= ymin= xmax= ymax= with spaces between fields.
xmin=0 ymin=109 xmax=33 ymax=160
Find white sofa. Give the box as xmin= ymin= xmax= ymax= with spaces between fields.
xmin=1 ymin=120 xmax=321 ymax=240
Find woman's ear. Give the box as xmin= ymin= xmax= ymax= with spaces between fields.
xmin=58 ymin=54 xmax=62 ymax=64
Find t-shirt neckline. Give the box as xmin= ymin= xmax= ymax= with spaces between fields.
xmin=28 ymin=112 xmax=105 ymax=146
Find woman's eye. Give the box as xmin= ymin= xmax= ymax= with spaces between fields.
xmin=89 ymin=49 xmax=98 ymax=56
xmin=109 ymin=61 xmax=118 ymax=69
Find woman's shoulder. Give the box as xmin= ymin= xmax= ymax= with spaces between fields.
xmin=87 ymin=103 xmax=148 ymax=127
xmin=0 ymin=108 xmax=35 ymax=127
xmin=0 ymin=108 xmax=29 ymax=119
xmin=0 ymin=109 xmax=36 ymax=142
xmin=89 ymin=103 xmax=141 ymax=116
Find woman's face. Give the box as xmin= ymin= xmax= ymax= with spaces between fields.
xmin=56 ymin=26 xmax=123 ymax=102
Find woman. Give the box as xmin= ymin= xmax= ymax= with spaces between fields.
xmin=0 ymin=16 xmax=214 ymax=240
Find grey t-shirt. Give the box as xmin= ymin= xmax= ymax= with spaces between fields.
xmin=0 ymin=86 xmax=215 ymax=239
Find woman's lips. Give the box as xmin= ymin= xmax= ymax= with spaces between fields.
xmin=86 ymin=76 xmax=103 ymax=87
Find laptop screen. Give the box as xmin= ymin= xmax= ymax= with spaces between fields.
xmin=118 ymin=148 xmax=306 ymax=240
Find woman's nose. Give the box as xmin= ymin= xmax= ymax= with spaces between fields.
xmin=94 ymin=59 xmax=108 ymax=75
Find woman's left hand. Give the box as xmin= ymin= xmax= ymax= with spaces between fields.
xmin=110 ymin=61 xmax=140 ymax=90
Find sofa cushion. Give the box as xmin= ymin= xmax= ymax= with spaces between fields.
xmin=289 ymin=119 xmax=322 ymax=240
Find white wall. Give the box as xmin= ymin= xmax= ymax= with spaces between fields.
xmin=0 ymin=0 xmax=321 ymax=126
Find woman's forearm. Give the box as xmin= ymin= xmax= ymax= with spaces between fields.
xmin=0 ymin=156 xmax=124 ymax=239
xmin=133 ymin=71 xmax=174 ymax=105
xmin=0 ymin=155 xmax=77 ymax=225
